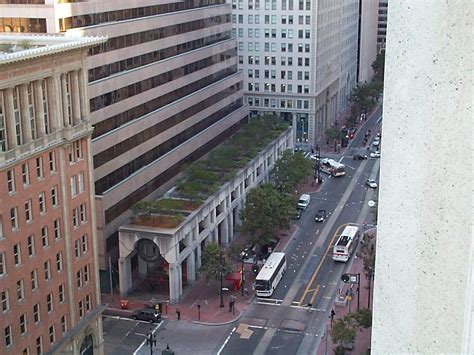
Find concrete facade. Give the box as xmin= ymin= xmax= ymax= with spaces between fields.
xmin=371 ymin=1 xmax=473 ymax=352
xmin=0 ymin=0 xmax=249 ymax=288
xmin=358 ymin=0 xmax=378 ymax=83
xmin=0 ymin=34 xmax=105 ymax=355
xmin=231 ymin=0 xmax=359 ymax=149
xmin=117 ymin=128 xmax=293 ymax=303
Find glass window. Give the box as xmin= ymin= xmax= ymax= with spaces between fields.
xmin=21 ymin=163 xmax=29 ymax=186
xmin=7 ymin=170 xmax=15 ymax=193
xmin=31 ymin=269 xmax=38 ymax=291
xmin=1 ymin=290 xmax=9 ymax=312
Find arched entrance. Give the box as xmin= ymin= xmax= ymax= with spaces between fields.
xmin=80 ymin=335 xmax=93 ymax=355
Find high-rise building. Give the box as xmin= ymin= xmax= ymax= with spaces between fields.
xmin=0 ymin=0 xmax=249 ymax=288
xmin=357 ymin=0 xmax=379 ymax=83
xmin=372 ymin=0 xmax=472 ymax=352
xmin=231 ymin=0 xmax=359 ymax=149
xmin=0 ymin=34 xmax=105 ymax=354
xmin=376 ymin=0 xmax=388 ymax=51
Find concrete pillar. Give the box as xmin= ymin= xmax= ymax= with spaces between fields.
xmin=228 ymin=213 xmax=234 ymax=241
xmin=4 ymin=87 xmax=17 ymax=150
xmin=71 ymin=70 xmax=81 ymax=126
xmin=169 ymin=264 xmax=182 ymax=303
xmin=118 ymin=256 xmax=132 ymax=296
xmin=19 ymin=84 xmax=32 ymax=143
xmin=292 ymin=113 xmax=297 ymax=144
xmin=78 ymin=68 xmax=88 ymax=121
xmin=137 ymin=256 xmax=147 ymax=279
xmin=220 ymin=219 xmax=229 ymax=246
xmin=308 ymin=114 xmax=315 ymax=148
xmin=33 ymin=80 xmax=46 ymax=138
xmin=196 ymin=243 xmax=202 ymax=270
xmin=371 ymin=1 xmax=472 ymax=353
xmin=186 ymin=251 xmax=196 ymax=283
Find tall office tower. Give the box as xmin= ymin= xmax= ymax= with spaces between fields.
xmin=0 ymin=1 xmax=249 ymax=287
xmin=357 ymin=0 xmax=378 ymax=83
xmin=0 ymin=34 xmax=105 ymax=354
xmin=376 ymin=0 xmax=387 ymax=51
xmin=231 ymin=0 xmax=359 ymax=149
xmin=372 ymin=1 xmax=472 ymax=353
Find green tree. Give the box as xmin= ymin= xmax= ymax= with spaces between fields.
xmin=200 ymin=243 xmax=232 ymax=281
xmin=371 ymin=50 xmax=385 ymax=84
xmin=331 ymin=315 xmax=358 ymax=352
xmin=239 ymin=183 xmax=294 ymax=247
xmin=325 ymin=127 xmax=340 ymax=141
xmin=350 ymin=308 xmax=372 ymax=329
xmin=271 ymin=150 xmax=313 ymax=193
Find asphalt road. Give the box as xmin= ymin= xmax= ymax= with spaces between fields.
xmin=219 ymin=106 xmax=382 ymax=355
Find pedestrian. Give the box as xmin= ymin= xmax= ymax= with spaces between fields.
xmin=164 ymin=303 xmax=168 ymax=315
xmin=176 ymin=308 xmax=181 ymax=320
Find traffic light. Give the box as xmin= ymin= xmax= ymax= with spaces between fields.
xmin=341 ymin=273 xmax=350 ymax=283
xmin=252 ymin=264 xmax=259 ymax=275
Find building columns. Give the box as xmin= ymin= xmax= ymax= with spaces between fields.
xmin=169 ymin=264 xmax=182 ymax=303
xmin=19 ymin=84 xmax=32 ymax=143
xmin=186 ymin=251 xmax=196 ymax=283
xmin=47 ymin=74 xmax=61 ymax=132
xmin=71 ymin=70 xmax=81 ymax=125
xmin=137 ymin=256 xmax=147 ymax=279
xmin=33 ymin=80 xmax=46 ymax=138
xmin=118 ymin=256 xmax=133 ymax=296
xmin=4 ymin=87 xmax=17 ymax=150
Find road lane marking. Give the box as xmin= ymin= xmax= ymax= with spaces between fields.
xmin=309 ymin=284 xmax=321 ymax=305
xmin=297 ymin=224 xmax=347 ymax=306
xmin=217 ymin=326 xmax=237 ymax=355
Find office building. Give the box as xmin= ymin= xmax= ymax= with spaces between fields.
xmin=376 ymin=0 xmax=388 ymax=51
xmin=231 ymin=0 xmax=359 ymax=148
xmin=0 ymin=34 xmax=105 ymax=354
xmin=0 ymin=0 xmax=249 ymax=288
xmin=357 ymin=0 xmax=378 ymax=83
xmin=372 ymin=1 xmax=472 ymax=352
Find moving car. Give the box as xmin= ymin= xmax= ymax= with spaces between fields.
xmin=297 ymin=194 xmax=311 ymax=210
xmin=353 ymin=154 xmax=367 ymax=160
xmin=315 ymin=209 xmax=327 ymax=222
xmin=370 ymin=151 xmax=381 ymax=158
xmin=366 ymin=179 xmax=378 ymax=188
xmin=131 ymin=308 xmax=161 ymax=322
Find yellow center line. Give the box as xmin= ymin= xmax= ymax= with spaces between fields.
xmin=309 ymin=284 xmax=320 ymax=305
xmin=297 ymin=223 xmax=348 ymax=306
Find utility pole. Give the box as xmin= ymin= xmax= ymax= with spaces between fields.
xmin=219 ymin=248 xmax=225 ymax=308
xmin=108 ymin=257 xmax=114 ymax=302
xmin=146 ymin=329 xmax=156 ymax=355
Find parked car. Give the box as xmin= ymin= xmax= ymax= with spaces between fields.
xmin=292 ymin=209 xmax=301 ymax=220
xmin=297 ymin=194 xmax=311 ymax=210
xmin=353 ymin=154 xmax=367 ymax=160
xmin=315 ymin=209 xmax=327 ymax=222
xmin=131 ymin=308 xmax=161 ymax=322
xmin=348 ymin=128 xmax=357 ymax=139
xmin=366 ymin=179 xmax=378 ymax=188
xmin=372 ymin=138 xmax=380 ymax=147
xmin=370 ymin=151 xmax=381 ymax=158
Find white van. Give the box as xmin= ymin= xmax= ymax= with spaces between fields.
xmin=297 ymin=194 xmax=311 ymax=210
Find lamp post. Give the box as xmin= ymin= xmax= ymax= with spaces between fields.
xmin=240 ymin=254 xmax=246 ymax=296
xmin=219 ymin=248 xmax=225 ymax=308
xmin=145 ymin=329 xmax=156 ymax=355
xmin=367 ymin=267 xmax=374 ymax=309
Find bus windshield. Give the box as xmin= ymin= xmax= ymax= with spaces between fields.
xmin=254 ymin=280 xmax=269 ymax=290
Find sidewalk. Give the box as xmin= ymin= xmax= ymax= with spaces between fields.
xmin=316 ymin=230 xmax=376 ymax=355
xmin=103 ymin=224 xmax=298 ymax=325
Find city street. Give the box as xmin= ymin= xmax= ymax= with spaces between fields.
xmin=218 ymin=107 xmax=382 ymax=355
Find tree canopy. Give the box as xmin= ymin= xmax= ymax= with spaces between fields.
xmin=270 ymin=150 xmax=313 ymax=194
xmin=200 ymin=243 xmax=233 ymax=281
xmin=239 ymin=183 xmax=294 ymax=246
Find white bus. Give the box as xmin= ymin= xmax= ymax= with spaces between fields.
xmin=333 ymin=225 xmax=360 ymax=262
xmin=254 ymin=252 xmax=287 ymax=297
xmin=319 ymin=158 xmax=346 ymax=177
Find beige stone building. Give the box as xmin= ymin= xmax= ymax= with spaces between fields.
xmin=0 ymin=34 xmax=105 ymax=354
xmin=0 ymin=0 xmax=249 ymax=290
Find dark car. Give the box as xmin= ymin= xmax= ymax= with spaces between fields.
xmin=348 ymin=127 xmax=357 ymax=139
xmin=292 ymin=209 xmax=301 ymax=220
xmin=353 ymin=154 xmax=367 ymax=160
xmin=315 ymin=209 xmax=326 ymax=222
xmin=131 ymin=308 xmax=161 ymax=322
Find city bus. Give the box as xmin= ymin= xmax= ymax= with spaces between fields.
xmin=332 ymin=225 xmax=360 ymax=262
xmin=254 ymin=252 xmax=287 ymax=297
xmin=319 ymin=158 xmax=346 ymax=177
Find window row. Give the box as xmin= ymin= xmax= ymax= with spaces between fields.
xmin=90 ymin=48 xmax=236 ymax=112
xmin=247 ymin=82 xmax=309 ymax=93
xmin=9 ymin=190 xmax=60 ymax=231
xmin=89 ymin=32 xmax=230 ymax=82
xmin=76 ymin=264 xmax=91 ymax=289
xmin=233 ymin=28 xmax=311 ymax=40
xmin=247 ymin=96 xmax=310 ymax=110
xmin=0 ymin=17 xmax=46 ymax=33
xmin=92 ymin=64 xmax=237 ymax=142
xmin=70 ymin=171 xmax=86 ymax=197
xmin=232 ymin=0 xmax=311 ymax=11
xmin=89 ymin=15 xmax=229 ymax=57
xmin=232 ymin=14 xmax=310 ymax=25
xmin=72 ymin=203 xmax=88 ymax=228
xmin=60 ymin=0 xmax=225 ymax=32
xmin=93 ymin=82 xmax=241 ymax=168
xmin=5 ymin=152 xmax=56 ymax=193
xmin=78 ymin=293 xmax=93 ymax=319
xmin=247 ymin=69 xmax=310 ymax=80
xmin=239 ymin=55 xmax=310 ymax=66
xmin=236 ymin=41 xmax=310 ymax=53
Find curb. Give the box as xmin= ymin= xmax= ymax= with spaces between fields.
xmin=189 ymin=309 xmax=245 ymax=326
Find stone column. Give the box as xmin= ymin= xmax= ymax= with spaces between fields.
xmin=4 ymin=87 xmax=17 ymax=150
xmin=371 ymin=2 xmax=472 ymax=353
xmin=118 ymin=256 xmax=133 ymax=296
xmin=196 ymin=243 xmax=202 ymax=270
xmin=78 ymin=68 xmax=89 ymax=121
xmin=19 ymin=84 xmax=32 ymax=143
xmin=71 ymin=70 xmax=81 ymax=126
xmin=228 ymin=213 xmax=234 ymax=241
xmin=292 ymin=113 xmax=297 ymax=145
xmin=33 ymin=80 xmax=46 ymax=138
xmin=220 ymin=218 xmax=229 ymax=246
xmin=168 ymin=264 xmax=182 ymax=303
xmin=186 ymin=251 xmax=196 ymax=283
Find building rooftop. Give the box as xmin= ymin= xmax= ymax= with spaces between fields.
xmin=0 ymin=33 xmax=107 ymax=65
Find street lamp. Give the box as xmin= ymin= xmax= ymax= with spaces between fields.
xmin=240 ymin=253 xmax=247 ymax=296
xmin=219 ymin=248 xmax=225 ymax=308
xmin=366 ymin=267 xmax=375 ymax=309
xmin=145 ymin=329 xmax=156 ymax=355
